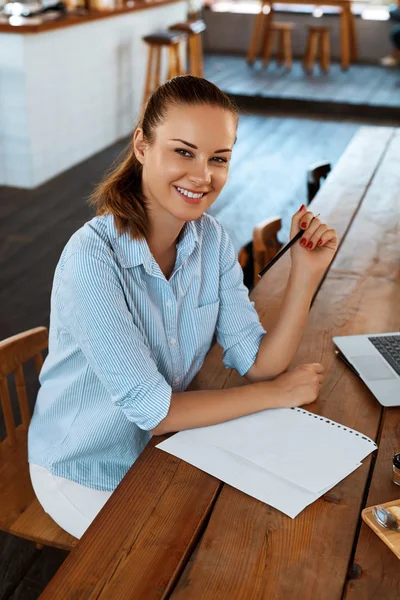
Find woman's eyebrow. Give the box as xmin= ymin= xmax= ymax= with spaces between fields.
xmin=170 ymin=138 xmax=232 ymax=153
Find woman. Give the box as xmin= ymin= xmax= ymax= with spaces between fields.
xmin=28 ymin=76 xmax=338 ymax=539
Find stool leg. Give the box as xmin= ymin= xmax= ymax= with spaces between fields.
xmin=247 ymin=6 xmax=266 ymax=64
xmin=176 ymin=41 xmax=185 ymax=76
xmin=303 ymin=32 xmax=318 ymax=74
xmin=168 ymin=45 xmax=178 ymax=79
xmin=276 ymin=31 xmax=284 ymax=66
xmin=154 ymin=45 xmax=161 ymax=87
xmin=349 ymin=11 xmax=358 ymax=62
xmin=143 ymin=44 xmax=155 ymax=105
xmin=262 ymin=29 xmax=275 ymax=67
xmin=188 ymin=35 xmax=198 ymax=76
xmin=320 ymin=31 xmax=330 ymax=72
xmin=194 ymin=34 xmax=204 ymax=77
xmin=340 ymin=6 xmax=350 ymax=70
xmin=283 ymin=30 xmax=292 ymax=70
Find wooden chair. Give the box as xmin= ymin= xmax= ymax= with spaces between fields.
xmin=169 ymin=19 xmax=206 ymax=77
xmin=142 ymin=31 xmax=187 ymax=105
xmin=262 ymin=22 xmax=295 ymax=69
xmin=303 ymin=25 xmax=331 ymax=73
xmin=0 ymin=327 xmax=77 ymax=552
xmin=238 ymin=216 xmax=282 ymax=290
xmin=307 ymin=161 xmax=332 ymax=203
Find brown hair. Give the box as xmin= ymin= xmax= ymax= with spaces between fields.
xmin=89 ymin=75 xmax=239 ymax=240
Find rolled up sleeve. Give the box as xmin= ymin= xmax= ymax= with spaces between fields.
xmin=215 ymin=226 xmax=266 ymax=376
xmin=55 ymin=252 xmax=171 ymax=431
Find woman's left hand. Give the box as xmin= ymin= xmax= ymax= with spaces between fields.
xmin=290 ymin=205 xmax=338 ymax=278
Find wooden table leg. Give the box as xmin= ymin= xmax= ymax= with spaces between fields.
xmin=340 ymin=6 xmax=350 ymax=70
xmin=349 ymin=10 xmax=358 ymax=62
xmin=246 ymin=3 xmax=266 ymax=65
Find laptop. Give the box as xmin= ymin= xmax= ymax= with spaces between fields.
xmin=333 ymin=332 xmax=400 ymax=407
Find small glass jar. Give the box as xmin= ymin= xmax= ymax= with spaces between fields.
xmin=392 ymin=453 xmax=400 ymax=486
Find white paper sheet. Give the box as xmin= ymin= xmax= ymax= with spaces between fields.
xmin=169 ymin=408 xmax=376 ymax=494
xmin=157 ymin=434 xmax=363 ymax=518
xmin=156 ymin=407 xmax=377 ymax=518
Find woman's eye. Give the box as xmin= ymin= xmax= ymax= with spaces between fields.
xmin=175 ymin=148 xmax=192 ymax=158
xmin=211 ymin=156 xmax=228 ymax=164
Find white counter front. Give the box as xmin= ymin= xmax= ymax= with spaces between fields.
xmin=0 ymin=1 xmax=187 ymax=188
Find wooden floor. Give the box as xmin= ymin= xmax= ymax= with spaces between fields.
xmin=0 ymin=110 xmax=387 ymax=598
xmin=204 ymin=54 xmax=400 ymax=118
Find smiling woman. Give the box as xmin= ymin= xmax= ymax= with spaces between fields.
xmin=27 ymin=75 xmax=335 ymax=541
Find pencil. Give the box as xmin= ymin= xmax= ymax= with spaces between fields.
xmin=258 ymin=213 xmax=320 ymax=279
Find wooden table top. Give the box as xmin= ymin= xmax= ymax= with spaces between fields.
xmin=40 ymin=126 xmax=400 ymax=600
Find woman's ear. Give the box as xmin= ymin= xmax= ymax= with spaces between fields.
xmin=133 ymin=128 xmax=146 ymax=164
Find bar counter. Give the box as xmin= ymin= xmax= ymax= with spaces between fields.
xmin=0 ymin=0 xmax=183 ymax=34
xmin=0 ymin=0 xmax=187 ymax=187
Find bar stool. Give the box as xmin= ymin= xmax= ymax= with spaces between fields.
xmin=262 ymin=22 xmax=295 ymax=69
xmin=142 ymin=31 xmax=187 ymax=105
xmin=169 ymin=19 xmax=206 ymax=77
xmin=303 ymin=25 xmax=331 ymax=73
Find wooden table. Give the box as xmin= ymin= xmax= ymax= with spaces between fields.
xmin=40 ymin=127 xmax=400 ymax=600
xmin=247 ymin=0 xmax=358 ymax=70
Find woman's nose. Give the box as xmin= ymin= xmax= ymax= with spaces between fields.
xmin=188 ymin=162 xmax=211 ymax=186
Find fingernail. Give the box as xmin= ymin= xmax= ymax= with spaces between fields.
xmin=307 ymin=241 xmax=313 ymax=249
xmin=299 ymin=204 xmax=305 ymax=212
xmin=300 ymin=238 xmax=307 ymax=247
xmin=301 ymin=222 xmax=308 ymax=229
xmin=318 ymin=240 xmax=323 ymax=246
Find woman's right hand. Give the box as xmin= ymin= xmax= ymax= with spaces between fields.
xmin=269 ymin=363 xmax=325 ymax=408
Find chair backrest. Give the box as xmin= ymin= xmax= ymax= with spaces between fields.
xmin=253 ymin=217 xmax=282 ymax=286
xmin=307 ymin=161 xmax=332 ymax=204
xmin=0 ymin=327 xmax=48 ymax=446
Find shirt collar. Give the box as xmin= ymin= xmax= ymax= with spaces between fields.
xmin=107 ymin=214 xmax=200 ymax=273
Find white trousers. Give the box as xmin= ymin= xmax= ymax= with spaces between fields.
xmin=29 ymin=463 xmax=113 ymax=539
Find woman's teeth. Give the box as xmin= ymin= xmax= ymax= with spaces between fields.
xmin=176 ymin=187 xmax=204 ymax=199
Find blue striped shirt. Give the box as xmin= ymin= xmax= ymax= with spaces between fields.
xmin=28 ymin=213 xmax=266 ymax=491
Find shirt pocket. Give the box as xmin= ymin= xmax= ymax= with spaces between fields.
xmin=192 ymin=300 xmax=220 ymax=356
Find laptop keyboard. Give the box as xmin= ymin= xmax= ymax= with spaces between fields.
xmin=368 ymin=335 xmax=400 ymax=376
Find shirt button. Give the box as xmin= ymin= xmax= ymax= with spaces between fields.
xmin=166 ymin=300 xmax=173 ymax=308
xmin=170 ymin=338 xmax=176 ymax=345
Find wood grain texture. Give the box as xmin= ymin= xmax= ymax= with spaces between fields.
xmin=344 ymin=408 xmax=400 ymax=599
xmin=169 ymin=127 xmax=400 ymax=599
xmin=38 ymin=436 xmax=222 ymax=599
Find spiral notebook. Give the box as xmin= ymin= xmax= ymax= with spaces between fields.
xmin=156 ymin=407 xmax=377 ymax=518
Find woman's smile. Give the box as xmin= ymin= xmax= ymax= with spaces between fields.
xmin=173 ymin=185 xmax=208 ymax=204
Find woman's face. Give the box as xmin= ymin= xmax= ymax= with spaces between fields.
xmin=134 ymin=103 xmax=237 ymax=223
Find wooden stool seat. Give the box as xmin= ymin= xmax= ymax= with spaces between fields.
xmin=142 ymin=30 xmax=187 ymax=105
xmin=271 ymin=22 xmax=295 ymax=31
xmin=169 ymin=19 xmax=206 ymax=77
xmin=307 ymin=25 xmax=330 ymax=33
xmin=303 ymin=25 xmax=331 ymax=74
xmin=262 ymin=21 xmax=295 ymax=70
xmin=0 ymin=327 xmax=77 ymax=552
xmin=143 ymin=31 xmax=187 ymax=46
xmin=169 ymin=19 xmax=206 ymax=35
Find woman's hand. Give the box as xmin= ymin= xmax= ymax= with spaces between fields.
xmin=270 ymin=363 xmax=325 ymax=408
xmin=290 ymin=205 xmax=338 ymax=279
